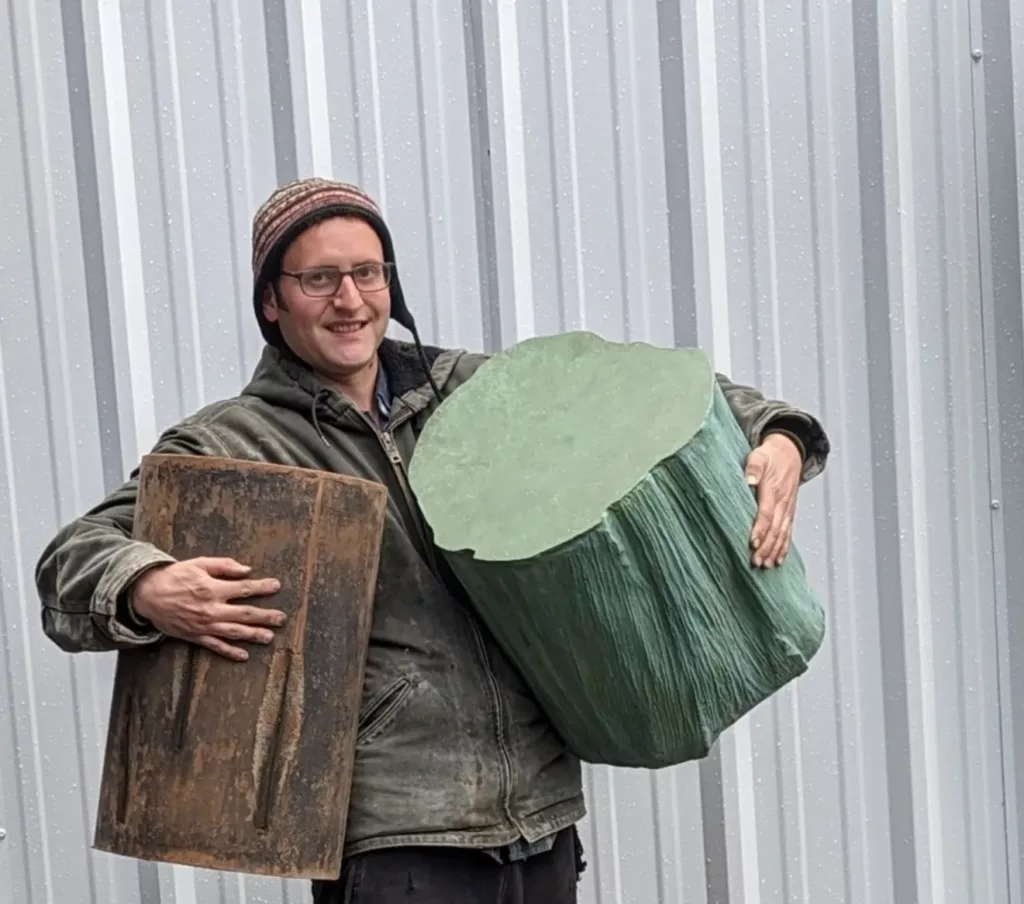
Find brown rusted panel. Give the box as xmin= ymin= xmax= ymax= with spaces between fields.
xmin=93 ymin=454 xmax=388 ymax=879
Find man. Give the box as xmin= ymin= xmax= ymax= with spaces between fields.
xmin=35 ymin=177 xmax=829 ymax=903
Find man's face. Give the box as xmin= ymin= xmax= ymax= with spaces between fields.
xmin=262 ymin=217 xmax=391 ymax=382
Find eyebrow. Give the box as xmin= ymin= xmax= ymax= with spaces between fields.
xmin=284 ymin=259 xmax=380 ymax=273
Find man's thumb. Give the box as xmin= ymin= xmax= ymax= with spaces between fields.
xmin=745 ymin=450 xmax=767 ymax=486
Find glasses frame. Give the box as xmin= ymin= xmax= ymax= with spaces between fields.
xmin=279 ymin=261 xmax=394 ymax=298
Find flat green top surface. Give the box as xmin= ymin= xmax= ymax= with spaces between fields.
xmin=409 ymin=331 xmax=714 ymax=561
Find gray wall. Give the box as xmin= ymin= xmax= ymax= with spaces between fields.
xmin=1 ymin=1 xmax=1021 ymax=902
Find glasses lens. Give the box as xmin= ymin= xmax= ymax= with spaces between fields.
xmin=301 ymin=268 xmax=342 ymax=297
xmin=352 ymin=263 xmax=389 ymax=291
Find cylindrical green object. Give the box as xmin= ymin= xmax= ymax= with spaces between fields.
xmin=409 ymin=331 xmax=825 ymax=768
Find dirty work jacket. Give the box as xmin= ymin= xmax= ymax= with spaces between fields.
xmin=34 ymin=338 xmax=830 ymax=859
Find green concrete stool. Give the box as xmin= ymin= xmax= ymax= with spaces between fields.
xmin=409 ymin=330 xmax=825 ymax=768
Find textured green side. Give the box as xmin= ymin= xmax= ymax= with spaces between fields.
xmin=410 ymin=332 xmax=826 ymax=768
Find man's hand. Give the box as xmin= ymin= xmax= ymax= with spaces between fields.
xmin=130 ymin=557 xmax=286 ymax=661
xmin=744 ymin=433 xmax=803 ymax=569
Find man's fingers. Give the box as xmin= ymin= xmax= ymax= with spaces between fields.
xmin=763 ymin=508 xmax=790 ymax=567
xmin=217 ymin=576 xmax=281 ymax=601
xmin=754 ymin=488 xmax=790 ymax=568
xmin=194 ymin=634 xmax=249 ymax=662
xmin=761 ymin=490 xmax=798 ymax=566
xmin=206 ymin=622 xmax=276 ymax=644
xmin=778 ymin=526 xmax=793 ymax=565
xmin=208 ymin=601 xmax=287 ymax=627
xmin=776 ymin=496 xmax=798 ymax=565
xmin=750 ymin=485 xmax=776 ymax=556
xmin=196 ymin=557 xmax=253 ymax=578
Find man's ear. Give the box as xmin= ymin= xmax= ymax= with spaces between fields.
xmin=262 ymin=282 xmax=284 ymax=323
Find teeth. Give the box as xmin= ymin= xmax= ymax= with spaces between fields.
xmin=328 ymin=323 xmax=366 ymax=333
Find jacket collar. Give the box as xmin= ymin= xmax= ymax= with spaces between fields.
xmin=240 ymin=338 xmax=456 ymax=422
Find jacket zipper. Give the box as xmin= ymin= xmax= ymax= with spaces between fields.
xmin=374 ymin=418 xmax=516 ymax=821
xmin=375 ymin=426 xmax=442 ymax=573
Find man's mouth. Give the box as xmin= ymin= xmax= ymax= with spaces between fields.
xmin=325 ymin=321 xmax=369 ymax=334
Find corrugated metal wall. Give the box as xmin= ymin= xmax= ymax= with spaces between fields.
xmin=1 ymin=0 xmax=1021 ymax=902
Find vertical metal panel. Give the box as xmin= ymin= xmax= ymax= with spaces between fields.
xmin=977 ymin=0 xmax=1024 ymax=900
xmin=0 ymin=1 xmax=1019 ymax=903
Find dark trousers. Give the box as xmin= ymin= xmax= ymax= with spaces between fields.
xmin=312 ymin=827 xmax=585 ymax=904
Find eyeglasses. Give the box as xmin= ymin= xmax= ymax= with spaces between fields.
xmin=280 ymin=262 xmax=393 ymax=297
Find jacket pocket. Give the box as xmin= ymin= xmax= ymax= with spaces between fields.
xmin=356 ymin=677 xmax=415 ymax=748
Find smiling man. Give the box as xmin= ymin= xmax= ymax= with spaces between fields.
xmin=35 ymin=177 xmax=829 ymax=904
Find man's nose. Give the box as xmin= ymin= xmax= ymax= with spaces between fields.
xmin=330 ymin=276 xmax=363 ymax=310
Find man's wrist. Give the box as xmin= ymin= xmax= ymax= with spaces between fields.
xmin=117 ymin=586 xmax=152 ymax=631
xmin=761 ymin=429 xmax=805 ymax=462
xmin=118 ymin=562 xmax=168 ymax=630
xmin=760 ymin=415 xmax=808 ymax=462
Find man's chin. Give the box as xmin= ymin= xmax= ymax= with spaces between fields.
xmin=325 ymin=349 xmax=376 ymax=376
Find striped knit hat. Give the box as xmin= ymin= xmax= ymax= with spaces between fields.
xmin=250 ymin=177 xmax=417 ymax=346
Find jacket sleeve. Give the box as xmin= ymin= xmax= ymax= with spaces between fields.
xmin=715 ymin=374 xmax=830 ymax=483
xmin=35 ymin=423 xmax=218 ymax=654
xmin=445 ymin=350 xmax=490 ymax=391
